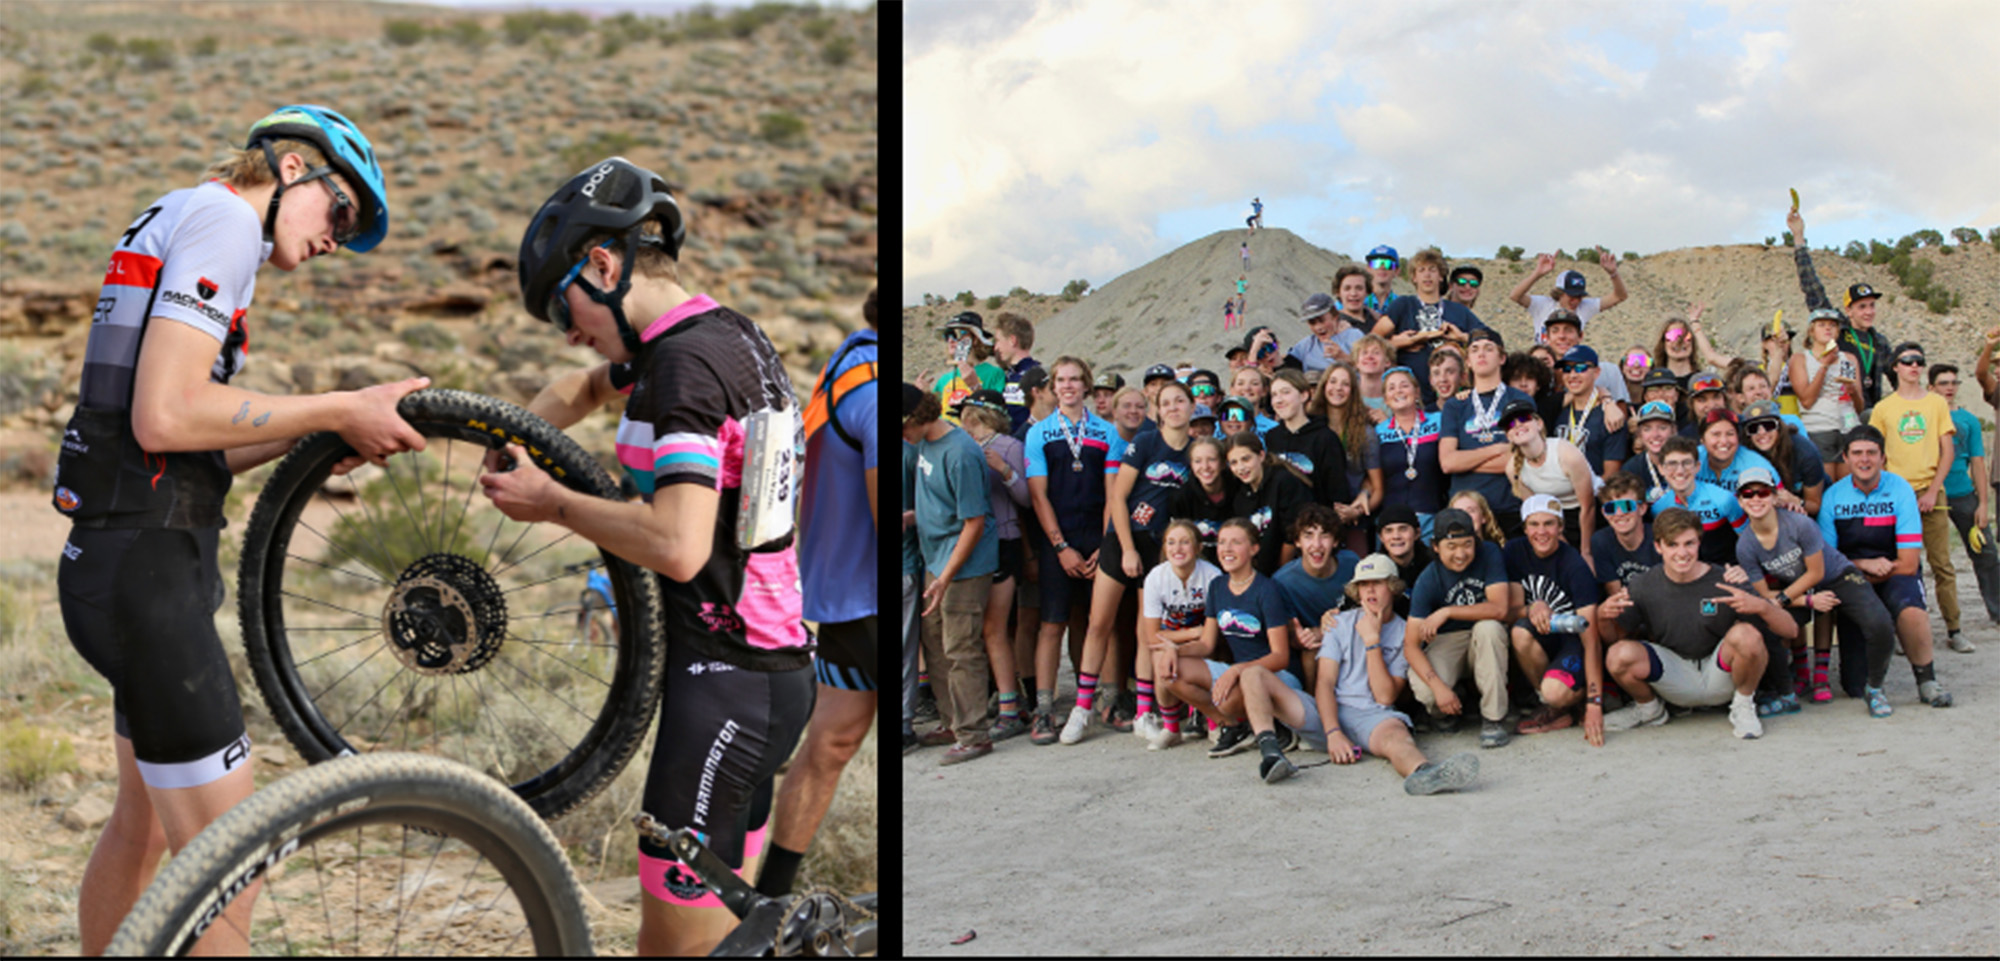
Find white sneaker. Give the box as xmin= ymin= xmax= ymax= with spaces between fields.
xmin=1133 ymin=711 xmax=1164 ymax=743
xmin=1601 ymin=697 xmax=1669 ymax=732
xmin=1058 ymin=704 xmax=1092 ymax=744
xmin=1147 ymin=723 xmax=1183 ymax=751
xmin=1947 ymin=632 xmax=1975 ymax=653
xmin=1729 ymin=694 xmax=1763 ymax=739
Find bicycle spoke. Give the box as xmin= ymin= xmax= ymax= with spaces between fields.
xmin=504 ymin=633 xmax=614 ymax=688
xmin=346 ymin=469 xmax=412 ymax=576
xmin=490 ymin=528 xmax=581 ymax=579
xmin=309 ymin=637 xmax=389 ymax=703
xmin=481 ymin=656 xmax=591 ymax=748
xmin=426 ymin=849 xmax=491 ymax=956
xmin=492 ymin=651 xmax=598 ymax=726
xmin=380 ymin=452 xmax=433 ymax=557
xmin=368 ymin=669 xmax=426 ymax=750
xmin=304 ymin=495 xmax=397 ymax=583
xmin=491 ymin=521 xmax=537 ymax=576
xmin=334 ymin=662 xmax=411 ymax=742
xmin=291 ymin=630 xmax=383 ymax=670
xmin=451 ymin=450 xmax=487 ymax=559
xmin=497 ymin=561 xmax=592 ymax=598
xmin=281 ymin=589 xmax=380 ymax=623
xmin=284 ymin=550 xmax=391 ymax=589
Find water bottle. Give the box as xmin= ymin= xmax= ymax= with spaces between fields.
xmin=1548 ymin=613 xmax=1590 ymax=634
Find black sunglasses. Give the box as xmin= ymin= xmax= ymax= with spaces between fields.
xmin=1500 ymin=414 xmax=1539 ymax=432
xmin=1897 ymin=354 xmax=1926 ymax=366
xmin=1745 ymin=420 xmax=1780 ymax=435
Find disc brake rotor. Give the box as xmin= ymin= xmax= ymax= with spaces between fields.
xmin=382 ymin=553 xmax=508 ymax=675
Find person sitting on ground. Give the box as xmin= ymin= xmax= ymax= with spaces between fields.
xmin=1403 ymin=508 xmax=1514 ymax=748
xmin=1595 ymin=508 xmax=1783 ymax=740
xmin=1448 ymin=264 xmax=1483 ymax=312
xmin=1677 ymin=370 xmax=1730 ymax=438
xmin=1505 ymin=495 xmax=1606 ymax=745
xmin=1271 ymin=504 xmax=1361 ymax=693
xmin=1591 ymin=470 xmax=1661 ymax=595
xmin=1374 ymin=504 xmax=1434 ymax=619
xmin=1137 ymin=520 xmax=1224 ymax=751
xmin=1161 ymin=519 xmax=1298 ymax=760
xmin=1374 ymin=249 xmax=1487 ymax=405
xmin=1651 ymin=435 xmax=1746 ymax=566
xmin=1818 ymin=426 xmax=1954 ymax=708
xmin=1789 ymin=307 xmax=1864 ymax=477
xmin=1500 ymin=398 xmax=1600 ymax=560
xmin=1556 ymin=345 xmax=1630 ymax=479
xmin=1739 ymin=399 xmax=1825 ymax=516
xmin=1264 ymin=369 xmax=1353 ymax=512
xmin=1227 ymin=432 xmax=1315 ymax=576
xmin=1507 ymin=250 xmax=1630 ymax=342
xmin=1287 ymin=292 xmax=1364 ymax=372
xmin=1250 ymin=553 xmax=1481 ymax=795
xmin=1695 ymin=408 xmax=1778 ymax=495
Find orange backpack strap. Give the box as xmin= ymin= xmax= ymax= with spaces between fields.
xmin=804 ymin=339 xmax=876 ymax=452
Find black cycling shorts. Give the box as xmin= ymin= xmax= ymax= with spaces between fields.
xmin=637 ymin=640 xmax=815 ymax=907
xmin=58 ymin=526 xmax=250 ymax=789
xmin=813 ymin=616 xmax=877 ymax=691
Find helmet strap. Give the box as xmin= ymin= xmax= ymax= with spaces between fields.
xmin=576 ymin=233 xmax=647 ymax=355
xmin=258 ymin=141 xmax=288 ymax=246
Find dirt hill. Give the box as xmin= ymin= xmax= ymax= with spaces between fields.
xmin=905 ymin=231 xmax=2000 ymax=419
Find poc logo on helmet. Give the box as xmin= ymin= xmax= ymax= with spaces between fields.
xmin=581 ymin=162 xmax=616 ymax=198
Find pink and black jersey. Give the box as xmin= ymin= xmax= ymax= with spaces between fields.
xmin=54 ymin=181 xmax=270 ymax=529
xmin=608 ymin=296 xmax=811 ymax=672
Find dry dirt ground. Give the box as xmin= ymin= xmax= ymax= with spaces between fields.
xmin=907 ymin=545 xmax=2000 ymax=955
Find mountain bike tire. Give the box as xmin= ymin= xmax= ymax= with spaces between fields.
xmin=239 ymin=388 xmax=665 ymax=821
xmin=105 ymin=753 xmax=593 ymax=957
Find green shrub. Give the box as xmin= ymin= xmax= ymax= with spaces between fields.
xmin=86 ymin=32 xmax=120 ymax=56
xmin=727 ymin=2 xmax=795 ymax=38
xmin=1763 ymin=237 xmax=1775 ymax=248
xmin=17 ymin=72 xmax=51 ymax=97
xmin=984 ymin=294 xmax=1004 ymax=310
xmin=955 ymin=290 xmax=976 ymax=306
xmin=822 ymin=35 xmax=855 ymax=66
xmin=680 ymin=5 xmax=727 ymax=41
xmin=448 ymin=19 xmax=490 ymax=51
xmin=560 ymin=130 xmax=642 ymax=175
xmin=1062 ymin=278 xmax=1091 ymax=301
xmin=1573 ymin=245 xmax=1598 ymax=261
xmin=758 ymin=111 xmax=807 ymax=146
xmin=385 ymin=19 xmax=427 ymax=46
xmin=0 ymin=722 xmax=79 ymax=790
xmin=1842 ymin=240 xmax=1867 ymax=260
xmin=192 ymin=35 xmax=219 ymax=57
xmin=127 ymin=37 xmax=174 ymax=71
xmin=1008 ymin=285 xmax=1031 ymax=298
xmin=1951 ymin=227 xmax=1981 ymax=246
xmin=1622 ymin=251 xmax=1639 ymax=261
xmin=1911 ymin=228 xmax=1943 ymax=247
xmin=1868 ymin=239 xmax=1894 ymax=264
xmin=1989 ymin=227 xmax=2000 ymax=251
xmin=400 ymin=321 xmax=459 ymax=351
xmin=600 ymin=33 xmax=626 ymax=57
xmin=1494 ymin=245 xmax=1523 ymax=261
xmin=802 ymin=16 xmax=836 ymax=40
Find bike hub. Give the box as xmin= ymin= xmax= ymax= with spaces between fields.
xmin=382 ymin=554 xmax=508 ymax=675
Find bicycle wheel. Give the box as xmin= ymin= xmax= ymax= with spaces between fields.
xmin=239 ymin=388 xmax=665 ymax=821
xmin=105 ymin=753 xmax=593 ymax=957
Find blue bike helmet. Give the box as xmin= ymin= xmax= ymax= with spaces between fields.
xmin=245 ymin=104 xmax=389 ymax=253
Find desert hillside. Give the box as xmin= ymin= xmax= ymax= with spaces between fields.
xmin=906 ymin=229 xmax=2000 ymax=419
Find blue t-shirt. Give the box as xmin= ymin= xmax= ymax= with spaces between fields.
xmin=1114 ymin=429 xmax=1193 ymax=537
xmin=1554 ymin=399 xmax=1631 ymax=478
xmin=1697 ymin=447 xmax=1778 ymax=494
xmin=1408 ymin=540 xmax=1509 ymax=635
xmin=1945 ymin=408 xmax=1983 ymax=499
xmin=1271 ymin=551 xmax=1360 ymax=632
xmin=1001 ymin=356 xmax=1042 ymax=436
xmin=1590 ymin=523 xmax=1659 ymax=591
xmin=1204 ymin=570 xmax=1300 ymax=677
xmin=913 ymin=426 xmax=998 ymax=580
xmin=1649 ymin=480 xmax=1747 ymax=566
xmin=1023 ymin=408 xmax=1127 ymax=550
xmin=1502 ymin=537 xmax=1602 ymax=639
xmin=1380 ymin=295 xmax=1487 ymax=402
xmin=800 ymin=329 xmax=877 ymax=623
xmin=1286 ymin=329 xmax=1365 ymax=373
xmin=1820 ymin=472 xmax=1923 ymax=562
xmin=1440 ymin=384 xmax=1535 ymax=519
xmin=1737 ymin=506 xmax=1854 ymax=590
xmin=1376 ymin=411 xmax=1448 ymax=514
xmin=1317 ymin=607 xmax=1409 ymax=709
xmin=901 ymin=440 xmax=922 ymax=578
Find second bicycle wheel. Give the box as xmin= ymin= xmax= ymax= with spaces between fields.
xmin=239 ymin=388 xmax=665 ymax=821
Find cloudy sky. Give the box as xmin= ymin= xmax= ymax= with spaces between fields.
xmin=903 ymin=0 xmax=2000 ymax=306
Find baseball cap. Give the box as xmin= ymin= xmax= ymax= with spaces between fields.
xmin=1557 ymin=270 xmax=1588 ymax=297
xmin=1807 ymin=307 xmax=1845 ymax=324
xmin=1017 ymin=366 xmax=1050 ymax=392
xmin=1433 ymin=508 xmax=1478 ymax=542
xmin=1093 ymin=371 xmax=1125 ymax=391
xmin=1845 ymin=282 xmax=1883 ymax=306
xmin=1376 ymin=504 xmax=1420 ymax=534
xmin=1366 ymin=245 xmax=1399 ymax=267
xmin=1735 ymin=466 xmax=1778 ymax=491
xmin=1219 ymin=396 xmax=1256 ymax=421
xmin=1740 ymin=399 xmax=1783 ymax=425
xmin=1520 ymin=493 xmax=1563 ymax=522
xmin=941 ymin=311 xmax=992 ymax=343
xmin=1144 ymin=363 xmax=1177 ymax=384
xmin=1560 ymin=344 xmax=1600 ymax=367
xmin=1300 ymin=292 xmax=1336 ymax=322
xmin=1641 ymin=367 xmax=1683 ymax=392
xmin=1543 ymin=308 xmax=1583 ymax=331
xmin=1189 ymin=403 xmax=1217 ymax=423
xmin=1224 ymin=343 xmax=1249 ymax=361
xmin=1449 ymin=265 xmax=1483 ymax=283
xmin=903 ymin=382 xmax=927 ymax=416
xmin=1343 ymin=552 xmax=1404 ymax=601
xmin=959 ymin=388 xmax=1008 ymax=417
xmin=1499 ymin=397 xmax=1540 ymax=424
xmin=1189 ymin=368 xmax=1222 ymax=389
xmin=1688 ymin=370 xmax=1725 ymax=395
xmin=1635 ymin=400 xmax=1677 ymax=425
xmin=1466 ymin=327 xmax=1506 ymax=351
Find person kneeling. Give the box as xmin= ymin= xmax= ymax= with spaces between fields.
xmin=1596 ymin=508 xmax=1794 ymax=740
xmin=1405 ymin=509 xmax=1514 ymax=748
xmin=1239 ymin=554 xmax=1479 ymax=793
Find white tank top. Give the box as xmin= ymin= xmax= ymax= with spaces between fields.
xmin=1798 ymin=346 xmax=1857 ymax=434
xmin=1518 ymin=437 xmax=1598 ymax=510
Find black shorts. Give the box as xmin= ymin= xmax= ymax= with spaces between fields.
xmin=994 ymin=537 xmax=1023 ymax=585
xmin=58 ymin=526 xmax=249 ymax=788
xmin=813 ymin=616 xmax=877 ymax=691
xmin=638 ymin=641 xmax=814 ymax=905
xmin=1098 ymin=530 xmax=1161 ymax=588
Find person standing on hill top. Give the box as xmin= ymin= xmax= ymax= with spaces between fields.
xmin=1448 ymin=264 xmax=1483 ymax=312
xmin=992 ymin=312 xmax=1042 ymax=436
xmin=1788 ymin=206 xmax=1892 ymax=413
xmin=56 ymin=102 xmax=420 ymax=956
xmin=1507 ymin=249 xmax=1630 ymax=342
xmin=1248 ymin=196 xmax=1264 ymax=231
xmin=1363 ymin=244 xmax=1399 ymax=313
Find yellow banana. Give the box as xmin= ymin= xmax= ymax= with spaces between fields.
xmin=1972 ymin=526 xmax=1987 ymax=555
xmin=1789 ymin=187 xmax=1800 ymax=211
xmin=1771 ymin=309 xmax=1784 ymax=337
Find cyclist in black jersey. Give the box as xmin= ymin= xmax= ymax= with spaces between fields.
xmin=482 ymin=157 xmax=815 ymax=956
xmin=56 ymin=104 xmax=424 ymax=956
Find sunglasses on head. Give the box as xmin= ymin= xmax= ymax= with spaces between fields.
xmin=1601 ymin=498 xmax=1642 ymax=516
xmin=1738 ymin=486 xmax=1775 ymax=501
xmin=1368 ymin=258 xmax=1397 ymax=271
xmin=1897 ymin=354 xmax=1925 ymax=366
xmin=1453 ymin=277 xmax=1481 ymax=288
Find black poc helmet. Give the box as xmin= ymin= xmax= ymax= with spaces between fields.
xmin=519 ymin=156 xmax=687 ymax=354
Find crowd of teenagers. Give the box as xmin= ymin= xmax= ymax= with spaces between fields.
xmin=904 ymin=208 xmax=1992 ymax=795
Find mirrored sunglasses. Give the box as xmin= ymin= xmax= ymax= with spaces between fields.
xmin=1453 ymin=277 xmax=1481 ymax=288
xmin=1738 ymin=486 xmax=1775 ymax=501
xmin=1368 ymin=258 xmax=1397 ymax=271
xmin=1501 ymin=414 xmax=1539 ymax=432
xmin=1225 ymin=408 xmax=1251 ymax=422
xmin=1623 ymin=351 xmax=1652 ymax=368
xmin=1192 ymin=384 xmax=1219 ymax=397
xmin=1601 ymin=498 xmax=1642 ymax=516
xmin=1558 ymin=362 xmax=1596 ymax=374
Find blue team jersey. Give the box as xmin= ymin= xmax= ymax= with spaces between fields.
xmin=1819 ymin=471 xmax=1923 ymax=562
xmin=799 ymin=329 xmax=877 ymax=623
xmin=1376 ymin=411 xmax=1448 ymax=514
xmin=1649 ymin=480 xmax=1746 ymax=564
xmin=1024 ymin=408 xmax=1127 ymax=547
xmin=1697 ymin=447 xmax=1777 ymax=494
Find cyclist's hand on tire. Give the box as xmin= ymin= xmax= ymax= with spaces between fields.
xmin=329 ymin=454 xmax=365 ymax=476
xmin=342 ymin=376 xmax=431 ymax=465
xmin=479 ymin=442 xmax=564 ymax=523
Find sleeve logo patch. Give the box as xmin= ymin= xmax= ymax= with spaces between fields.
xmin=197 ymin=277 xmax=218 ymax=300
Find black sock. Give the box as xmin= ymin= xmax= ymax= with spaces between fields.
xmin=1912 ymin=661 xmax=1936 ymax=685
xmin=755 ymin=843 xmax=806 ymax=899
xmin=1256 ymin=730 xmax=1279 ymax=755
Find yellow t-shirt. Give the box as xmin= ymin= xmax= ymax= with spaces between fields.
xmin=1868 ymin=391 xmax=1954 ymax=495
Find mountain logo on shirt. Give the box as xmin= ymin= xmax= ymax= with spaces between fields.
xmin=1218 ymin=609 xmax=1263 ymax=634
xmin=1250 ymin=506 xmax=1273 ymax=532
xmin=1195 ymin=519 xmax=1220 ymax=538
xmin=1144 ymin=461 xmax=1190 ymax=487
xmin=1896 ymin=411 xmax=1926 ymax=445
xmin=1275 ymin=452 xmax=1314 ymax=477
